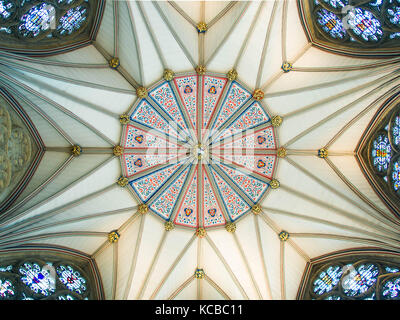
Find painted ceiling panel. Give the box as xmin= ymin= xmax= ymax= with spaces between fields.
xmin=0 ymin=0 xmax=399 ymax=302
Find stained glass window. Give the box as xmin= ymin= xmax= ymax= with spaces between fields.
xmin=382 ymin=277 xmax=400 ymax=299
xmin=385 ymin=266 xmax=400 ymax=273
xmin=316 ymin=8 xmax=347 ymax=39
xmin=313 ymin=265 xmax=343 ymax=295
xmin=56 ymin=265 xmax=86 ymax=294
xmin=18 ymin=3 xmax=55 ymax=38
xmin=342 ymin=264 xmax=379 ymax=296
xmin=305 ymin=0 xmax=400 ymax=53
xmin=58 ymin=294 xmax=75 ymax=300
xmin=387 ymin=3 xmax=400 ymax=26
xmin=300 ymin=254 xmax=400 ymax=300
xmin=321 ymin=0 xmax=349 ymax=10
xmin=391 ymin=160 xmax=400 ymax=192
xmin=371 ymin=134 xmax=391 ymax=173
xmin=0 ymin=0 xmax=99 ymax=54
xmin=325 ymin=295 xmax=341 ymax=300
xmin=57 ymin=5 xmax=87 ymax=36
xmin=0 ymin=255 xmax=97 ymax=300
xmin=346 ymin=8 xmax=383 ymax=42
xmin=0 ymin=0 xmax=14 ymax=20
xmin=0 ymin=279 xmax=14 ymax=298
xmin=19 ymin=263 xmax=55 ymax=296
xmin=123 ymin=72 xmax=276 ymax=229
xmin=0 ymin=265 xmax=12 ymax=272
xmin=391 ymin=115 xmax=400 ymax=147
xmin=57 ymin=0 xmax=75 ymax=5
xmin=390 ymin=32 xmax=400 ymax=39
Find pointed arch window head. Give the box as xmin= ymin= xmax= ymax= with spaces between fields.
xmin=299 ymin=0 xmax=400 ymax=57
xmin=357 ymin=93 xmax=400 ymax=218
xmin=371 ymin=132 xmax=392 ymax=174
xmin=0 ymin=248 xmax=103 ymax=300
xmin=57 ymin=5 xmax=87 ymax=36
xmin=316 ymin=8 xmax=347 ymax=39
xmin=346 ymin=7 xmax=383 ymax=42
xmin=0 ymin=0 xmax=104 ymax=55
xmin=18 ymin=3 xmax=56 ymax=38
xmin=298 ymin=250 xmax=400 ymax=300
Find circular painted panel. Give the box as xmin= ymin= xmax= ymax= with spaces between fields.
xmin=120 ymin=73 xmax=278 ymax=229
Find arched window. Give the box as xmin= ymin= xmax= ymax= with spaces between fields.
xmin=0 ymin=0 xmax=104 ymax=55
xmin=298 ymin=0 xmax=400 ymax=56
xmin=0 ymin=248 xmax=103 ymax=300
xmin=298 ymin=250 xmax=400 ymax=300
xmin=356 ymin=93 xmax=400 ymax=218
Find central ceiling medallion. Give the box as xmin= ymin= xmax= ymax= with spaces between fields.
xmin=120 ymin=72 xmax=278 ymax=229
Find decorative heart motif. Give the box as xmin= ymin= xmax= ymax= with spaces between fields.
xmin=184 ymin=208 xmax=193 ymax=216
xmin=135 ymin=135 xmax=144 ymax=144
xmin=208 ymin=208 xmax=216 ymax=217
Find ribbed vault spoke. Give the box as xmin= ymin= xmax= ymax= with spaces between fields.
xmin=282 ymin=73 xmax=400 ymax=148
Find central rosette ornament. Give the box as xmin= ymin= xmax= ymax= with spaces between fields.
xmin=120 ymin=72 xmax=278 ymax=228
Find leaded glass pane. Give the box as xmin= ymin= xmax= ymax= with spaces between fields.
xmin=325 ymin=295 xmax=341 ymax=300
xmin=322 ymin=0 xmax=349 ymax=10
xmin=18 ymin=3 xmax=55 ymax=38
xmin=57 ymin=5 xmax=87 ymax=36
xmin=313 ymin=265 xmax=343 ymax=295
xmin=371 ymin=134 xmax=391 ymax=173
xmin=0 ymin=0 xmax=14 ymax=20
xmin=56 ymin=265 xmax=86 ymax=294
xmin=364 ymin=293 xmax=376 ymax=300
xmin=391 ymin=115 xmax=400 ymax=146
xmin=382 ymin=277 xmax=400 ymax=299
xmin=0 ymin=279 xmax=14 ymax=298
xmin=19 ymin=263 xmax=55 ymax=296
xmin=346 ymin=8 xmax=383 ymax=42
xmin=391 ymin=160 xmax=400 ymax=191
xmin=385 ymin=267 xmax=399 ymax=273
xmin=0 ymin=265 xmax=12 ymax=272
xmin=316 ymin=8 xmax=347 ymax=39
xmin=387 ymin=3 xmax=400 ymax=26
xmin=342 ymin=264 xmax=379 ymax=297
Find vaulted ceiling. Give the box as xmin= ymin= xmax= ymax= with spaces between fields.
xmin=0 ymin=0 xmax=400 ymax=300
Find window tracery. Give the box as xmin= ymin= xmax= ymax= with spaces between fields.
xmin=299 ymin=251 xmax=400 ymax=300
xmin=356 ymin=93 xmax=400 ymax=219
xmin=0 ymin=253 xmax=100 ymax=300
xmin=0 ymin=0 xmax=103 ymax=54
xmin=299 ymin=0 xmax=400 ymax=56
xmin=369 ymin=104 xmax=400 ymax=197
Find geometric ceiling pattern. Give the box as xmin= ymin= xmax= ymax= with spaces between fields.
xmin=0 ymin=0 xmax=399 ymax=300
xmin=122 ymin=73 xmax=277 ymax=229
